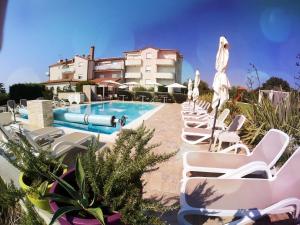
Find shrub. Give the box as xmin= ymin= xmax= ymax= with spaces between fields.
xmin=79 ymin=124 xmax=177 ymax=225
xmin=135 ymin=91 xmax=153 ymax=101
xmin=0 ymin=93 xmax=9 ymax=106
xmin=132 ymin=86 xmax=147 ymax=92
xmin=9 ymin=83 xmax=48 ymax=102
xmin=158 ymin=85 xmax=168 ymax=92
xmin=117 ymin=90 xmax=134 ymax=100
xmin=241 ymin=92 xmax=300 ymax=165
xmin=75 ymin=81 xmax=94 ymax=92
xmin=173 ymin=93 xmax=187 ymax=103
xmin=199 ymin=92 xmax=213 ymax=103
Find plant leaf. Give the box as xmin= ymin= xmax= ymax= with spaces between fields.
xmin=49 ymin=206 xmax=81 ymax=225
xmin=49 ymin=172 xmax=81 ymax=201
xmin=45 ymin=193 xmax=79 ymax=206
xmin=85 ymin=207 xmax=105 ymax=225
xmin=75 ymin=157 xmax=85 ymax=193
xmin=37 ymin=181 xmax=48 ymax=198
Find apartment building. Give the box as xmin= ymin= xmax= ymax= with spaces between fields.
xmin=124 ymin=47 xmax=182 ymax=87
xmin=45 ymin=46 xmax=182 ymax=93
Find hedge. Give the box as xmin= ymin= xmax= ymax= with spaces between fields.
xmin=117 ymin=90 xmax=134 ymax=100
xmin=173 ymin=93 xmax=187 ymax=103
xmin=135 ymin=91 xmax=153 ymax=102
xmin=0 ymin=93 xmax=9 ymax=106
xmin=9 ymin=83 xmax=53 ymax=102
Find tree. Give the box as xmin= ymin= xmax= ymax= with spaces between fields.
xmin=295 ymin=54 xmax=300 ymax=89
xmin=0 ymin=83 xmax=5 ymax=93
xmin=261 ymin=76 xmax=290 ymax=91
xmin=198 ymin=80 xmax=211 ymax=93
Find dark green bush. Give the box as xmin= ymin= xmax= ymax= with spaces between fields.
xmin=0 ymin=93 xmax=9 ymax=106
xmin=158 ymin=85 xmax=168 ymax=92
xmin=135 ymin=91 xmax=153 ymax=101
xmin=117 ymin=90 xmax=134 ymax=100
xmin=173 ymin=93 xmax=187 ymax=103
xmin=9 ymin=83 xmax=49 ymax=102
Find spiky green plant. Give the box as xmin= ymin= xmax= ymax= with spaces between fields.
xmin=79 ymin=124 xmax=178 ymax=225
xmin=0 ymin=176 xmax=45 ymax=225
xmin=241 ymin=92 xmax=300 ymax=164
xmin=0 ymin=134 xmax=66 ymax=198
xmin=48 ymin=157 xmax=105 ymax=225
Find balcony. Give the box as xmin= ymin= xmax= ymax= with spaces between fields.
xmin=62 ymin=67 xmax=75 ymax=74
xmin=125 ymin=72 xmax=141 ymax=78
xmin=156 ymin=58 xmax=175 ymax=66
xmin=94 ymin=64 xmax=123 ymax=70
xmin=155 ymin=72 xmax=174 ymax=79
xmin=125 ymin=59 xmax=142 ymax=66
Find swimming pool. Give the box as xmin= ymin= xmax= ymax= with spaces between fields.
xmin=53 ymin=102 xmax=157 ymax=134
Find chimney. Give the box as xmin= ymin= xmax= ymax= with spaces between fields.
xmin=89 ymin=46 xmax=95 ymax=60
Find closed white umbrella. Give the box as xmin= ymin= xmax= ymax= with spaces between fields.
xmin=212 ymin=36 xmax=231 ymax=109
xmin=187 ymin=79 xmax=193 ymax=101
xmin=166 ymin=83 xmax=187 ymax=88
xmin=192 ymin=70 xmax=200 ymax=102
xmin=209 ymin=36 xmax=231 ymax=151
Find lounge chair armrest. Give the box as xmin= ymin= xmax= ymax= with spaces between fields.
xmin=219 ymin=143 xmax=251 ymax=155
xmin=220 ymin=161 xmax=272 ymax=179
xmin=230 ymin=198 xmax=300 ymax=225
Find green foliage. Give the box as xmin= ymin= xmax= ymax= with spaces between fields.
xmin=132 ymin=86 xmax=147 ymax=92
xmin=241 ymin=92 xmax=300 ymax=165
xmin=135 ymin=91 xmax=153 ymax=101
xmin=79 ymin=124 xmax=177 ymax=225
xmin=199 ymin=92 xmax=213 ymax=103
xmin=198 ymin=80 xmax=211 ymax=94
xmin=0 ymin=83 xmax=6 ymax=94
xmin=117 ymin=90 xmax=134 ymax=100
xmin=9 ymin=83 xmax=49 ymax=102
xmin=157 ymin=85 xmax=168 ymax=92
xmin=75 ymin=81 xmax=94 ymax=92
xmin=19 ymin=200 xmax=46 ymax=225
xmin=172 ymin=93 xmax=187 ymax=103
xmin=261 ymin=76 xmax=290 ymax=91
xmin=0 ymin=176 xmax=24 ymax=224
xmin=0 ymin=93 xmax=9 ymax=105
xmin=1 ymin=134 xmax=66 ymax=198
xmin=48 ymin=157 xmax=105 ymax=225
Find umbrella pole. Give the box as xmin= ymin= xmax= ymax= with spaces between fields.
xmin=208 ymin=98 xmax=220 ymax=151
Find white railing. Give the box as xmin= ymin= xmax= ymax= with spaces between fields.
xmin=156 ymin=58 xmax=175 ymax=66
xmin=155 ymin=72 xmax=174 ymax=79
xmin=95 ymin=64 xmax=123 ymax=70
xmin=62 ymin=67 xmax=75 ymax=74
xmin=125 ymin=59 xmax=142 ymax=66
xmin=125 ymin=72 xmax=142 ymax=78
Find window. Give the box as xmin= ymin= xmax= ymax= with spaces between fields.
xmin=146 ymin=53 xmax=152 ymax=59
xmin=145 ymin=66 xmax=151 ymax=72
xmin=78 ymin=75 xmax=83 ymax=79
xmin=112 ymin=74 xmax=120 ymax=78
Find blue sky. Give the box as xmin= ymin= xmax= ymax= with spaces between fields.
xmin=1 ymin=0 xmax=300 ymax=90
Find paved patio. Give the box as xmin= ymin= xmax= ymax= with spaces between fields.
xmin=141 ymin=103 xmax=294 ymax=225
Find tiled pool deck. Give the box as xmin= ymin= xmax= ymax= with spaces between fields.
xmin=142 ymin=104 xmax=293 ymax=225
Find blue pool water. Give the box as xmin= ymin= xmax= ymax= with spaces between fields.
xmin=53 ymin=102 xmax=156 ymax=134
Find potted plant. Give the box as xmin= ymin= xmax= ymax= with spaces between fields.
xmin=48 ymin=157 xmax=121 ymax=225
xmin=49 ymin=124 xmax=178 ymax=225
xmin=0 ymin=175 xmax=46 ymax=225
xmin=1 ymin=134 xmax=67 ymax=212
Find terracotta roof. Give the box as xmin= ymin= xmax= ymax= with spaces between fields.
xmin=43 ymin=79 xmax=82 ymax=84
xmin=91 ymin=78 xmax=122 ymax=84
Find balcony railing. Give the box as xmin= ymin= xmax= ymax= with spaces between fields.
xmin=155 ymin=72 xmax=174 ymax=79
xmin=95 ymin=64 xmax=123 ymax=70
xmin=62 ymin=67 xmax=75 ymax=74
xmin=156 ymin=58 xmax=175 ymax=66
xmin=125 ymin=59 xmax=142 ymax=66
xmin=125 ymin=72 xmax=142 ymax=78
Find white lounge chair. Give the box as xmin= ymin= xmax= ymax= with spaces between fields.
xmin=182 ymin=129 xmax=289 ymax=178
xmin=184 ymin=108 xmax=230 ymax=129
xmin=178 ymin=146 xmax=300 ymax=225
xmin=181 ymin=115 xmax=246 ymax=145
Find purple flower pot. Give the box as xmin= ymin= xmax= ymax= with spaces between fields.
xmin=49 ymin=169 xmax=121 ymax=225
